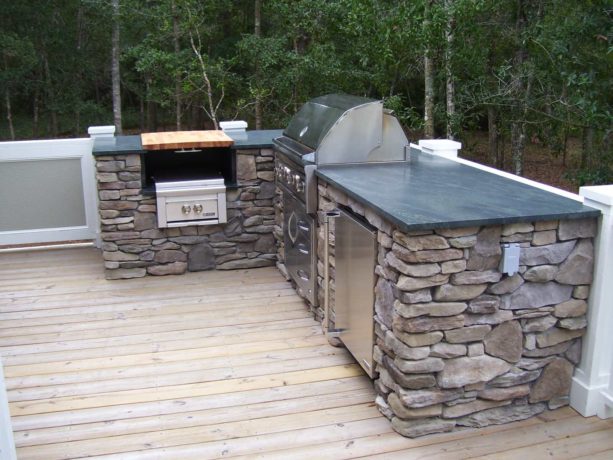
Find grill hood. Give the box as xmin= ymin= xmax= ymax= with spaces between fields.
xmin=280 ymin=93 xmax=408 ymax=165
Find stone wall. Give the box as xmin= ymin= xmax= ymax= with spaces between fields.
xmin=95 ymin=148 xmax=277 ymax=279
xmin=318 ymin=180 xmax=596 ymax=438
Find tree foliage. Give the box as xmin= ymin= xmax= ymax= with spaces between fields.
xmin=1 ymin=0 xmax=610 ymax=182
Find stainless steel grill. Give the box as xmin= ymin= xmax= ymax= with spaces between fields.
xmin=155 ymin=177 xmax=227 ymax=228
xmin=274 ymin=94 xmax=409 ymax=306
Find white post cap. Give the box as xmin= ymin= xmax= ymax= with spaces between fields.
xmin=219 ymin=120 xmax=248 ymax=131
xmin=418 ymin=139 xmax=462 ymax=159
xmin=580 ymin=185 xmax=613 ymax=206
xmin=88 ymin=126 xmax=116 ymax=138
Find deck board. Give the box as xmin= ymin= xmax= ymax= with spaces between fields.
xmin=1 ymin=247 xmax=611 ymax=459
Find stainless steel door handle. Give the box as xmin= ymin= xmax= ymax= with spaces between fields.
xmin=287 ymin=212 xmax=298 ymax=244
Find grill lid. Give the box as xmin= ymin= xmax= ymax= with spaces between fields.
xmin=283 ymin=94 xmax=378 ymax=151
xmin=280 ymin=93 xmax=408 ymax=166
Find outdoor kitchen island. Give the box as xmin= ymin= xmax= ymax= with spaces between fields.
xmin=92 ymin=124 xmax=602 ymax=440
xmin=308 ymin=150 xmax=601 ymax=437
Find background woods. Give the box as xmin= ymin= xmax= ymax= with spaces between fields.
xmin=1 ymin=0 xmax=611 ymax=185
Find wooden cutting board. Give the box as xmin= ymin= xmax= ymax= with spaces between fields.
xmin=140 ymin=130 xmax=235 ymax=150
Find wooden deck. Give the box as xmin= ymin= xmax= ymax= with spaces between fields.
xmin=0 ymin=247 xmax=612 ymax=459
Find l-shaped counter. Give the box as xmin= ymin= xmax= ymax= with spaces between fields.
xmin=93 ymin=130 xmax=599 ymax=438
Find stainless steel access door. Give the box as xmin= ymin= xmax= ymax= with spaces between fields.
xmin=283 ymin=192 xmax=317 ymax=305
xmin=334 ymin=208 xmax=377 ymax=378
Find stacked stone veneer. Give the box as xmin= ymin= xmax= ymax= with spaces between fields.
xmin=317 ymin=180 xmax=596 ymax=438
xmin=95 ymin=148 xmax=277 ymax=279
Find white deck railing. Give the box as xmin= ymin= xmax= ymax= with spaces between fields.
xmin=0 ymin=361 xmax=16 ymax=460
xmin=0 ymin=138 xmax=98 ymax=246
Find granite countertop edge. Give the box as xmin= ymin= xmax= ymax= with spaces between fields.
xmin=92 ymin=130 xmax=283 ymax=156
xmin=316 ymin=161 xmax=601 ymax=232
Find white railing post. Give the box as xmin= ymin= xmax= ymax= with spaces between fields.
xmin=0 ymin=361 xmax=16 ymax=460
xmin=571 ymin=185 xmax=613 ymax=418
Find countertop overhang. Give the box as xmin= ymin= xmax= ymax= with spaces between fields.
xmin=316 ymin=152 xmax=600 ymax=232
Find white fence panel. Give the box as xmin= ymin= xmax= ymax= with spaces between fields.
xmin=0 ymin=138 xmax=98 ymax=246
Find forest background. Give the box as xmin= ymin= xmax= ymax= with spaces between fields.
xmin=1 ymin=0 xmax=611 ymax=189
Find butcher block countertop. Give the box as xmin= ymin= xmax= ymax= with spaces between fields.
xmin=140 ymin=130 xmax=234 ymax=150
xmin=92 ymin=130 xmax=283 ymax=156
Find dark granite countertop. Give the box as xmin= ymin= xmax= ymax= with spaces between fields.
xmin=316 ymin=152 xmax=600 ymax=232
xmin=232 ymin=129 xmax=283 ymax=149
xmin=92 ymin=135 xmax=144 ymax=156
xmin=92 ymin=130 xmax=283 ymax=156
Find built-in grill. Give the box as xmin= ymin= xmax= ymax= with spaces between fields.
xmin=274 ymin=94 xmax=409 ymax=305
xmin=155 ymin=177 xmax=227 ymax=228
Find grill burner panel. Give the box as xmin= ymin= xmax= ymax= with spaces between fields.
xmin=155 ymin=178 xmax=227 ymax=228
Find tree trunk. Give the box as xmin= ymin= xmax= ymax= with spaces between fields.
xmin=146 ymin=76 xmax=156 ymax=131
xmin=509 ymin=0 xmax=532 ymax=176
xmin=32 ymin=86 xmax=39 ymax=138
xmin=511 ymin=121 xmax=526 ymax=175
xmin=139 ymin=94 xmax=145 ymax=131
xmin=254 ymin=0 xmax=263 ymax=129
xmin=43 ymin=56 xmax=58 ymax=136
xmin=191 ymin=103 xmax=200 ymax=130
xmin=76 ymin=5 xmax=85 ymax=51
xmin=487 ymin=106 xmax=498 ymax=166
xmin=5 ymin=88 xmax=15 ymax=140
xmin=147 ymin=100 xmax=157 ymax=132
xmin=111 ymin=0 xmax=123 ymax=134
xmin=189 ymin=28 xmax=221 ymax=130
xmin=499 ymin=132 xmax=506 ymax=169
xmin=423 ymin=0 xmax=435 ymax=139
xmin=581 ymin=126 xmax=594 ymax=169
xmin=444 ymin=0 xmax=455 ymax=140
xmin=74 ymin=109 xmax=81 ymax=135
xmin=561 ymin=85 xmax=569 ymax=166
xmin=172 ymin=0 xmax=182 ymax=130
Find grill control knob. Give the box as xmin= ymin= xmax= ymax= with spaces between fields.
xmin=181 ymin=204 xmax=192 ymax=215
xmin=287 ymin=174 xmax=295 ymax=185
xmin=193 ymin=204 xmax=203 ymax=214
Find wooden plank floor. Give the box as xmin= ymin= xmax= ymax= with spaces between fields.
xmin=0 ymin=248 xmax=611 ymax=459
